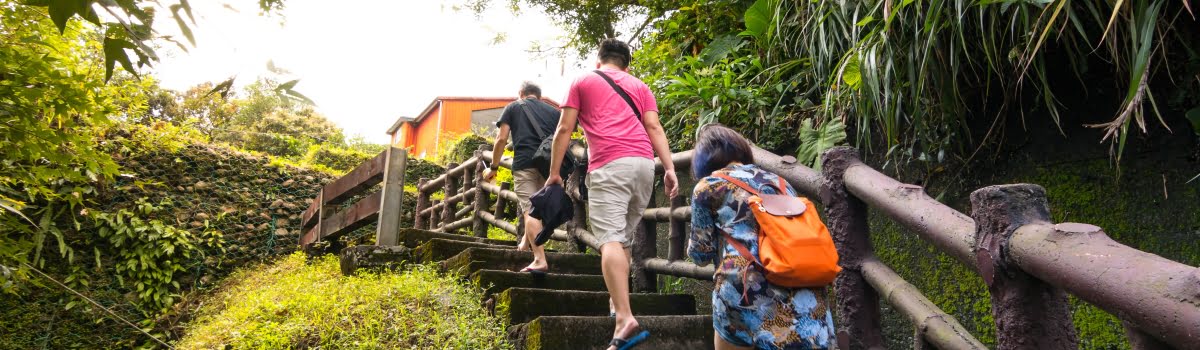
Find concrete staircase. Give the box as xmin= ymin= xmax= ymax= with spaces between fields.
xmin=343 ymin=228 xmax=714 ymax=349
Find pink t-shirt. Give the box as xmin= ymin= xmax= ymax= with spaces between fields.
xmin=562 ymin=67 xmax=658 ymax=172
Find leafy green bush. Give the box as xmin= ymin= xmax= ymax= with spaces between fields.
xmin=178 ymin=253 xmax=511 ymax=349
xmin=438 ymin=133 xmax=492 ymax=165
xmin=405 ymin=158 xmax=446 ymax=186
xmin=88 ymin=198 xmax=223 ymax=314
xmin=302 ymin=145 xmax=374 ymax=172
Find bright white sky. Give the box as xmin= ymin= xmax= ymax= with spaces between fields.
xmin=152 ymin=0 xmax=590 ymax=143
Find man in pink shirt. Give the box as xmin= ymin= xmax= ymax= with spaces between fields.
xmin=544 ymin=38 xmax=679 ymax=350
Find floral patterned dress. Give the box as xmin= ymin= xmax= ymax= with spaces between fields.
xmin=689 ymin=163 xmax=836 ymax=349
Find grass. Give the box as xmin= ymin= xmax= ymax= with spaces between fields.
xmin=177 ymin=253 xmax=511 ymax=349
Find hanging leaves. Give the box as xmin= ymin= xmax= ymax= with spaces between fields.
xmin=795 ymin=119 xmax=847 ymax=171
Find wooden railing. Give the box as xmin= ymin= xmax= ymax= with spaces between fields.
xmin=315 ymin=140 xmax=1198 ymax=349
xmin=299 ymin=147 xmax=408 ymax=249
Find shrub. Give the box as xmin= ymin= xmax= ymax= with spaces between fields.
xmin=438 ymin=133 xmax=491 ymax=165
xmin=404 ymin=157 xmax=445 ymax=186
xmin=177 ymin=253 xmax=510 ymax=349
xmin=302 ymin=145 xmax=373 ymax=172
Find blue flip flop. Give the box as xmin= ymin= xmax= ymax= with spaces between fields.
xmin=609 ymin=330 xmax=650 ymax=350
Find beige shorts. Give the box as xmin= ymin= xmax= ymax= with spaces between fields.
xmin=512 ymin=168 xmax=547 ymax=214
xmin=586 ymin=157 xmax=654 ymax=248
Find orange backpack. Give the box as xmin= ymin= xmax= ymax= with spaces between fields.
xmin=714 ymin=173 xmax=841 ymax=288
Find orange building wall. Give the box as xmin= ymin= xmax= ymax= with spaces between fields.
xmin=392 ymin=123 xmax=414 ymax=148
xmin=439 ymin=100 xmax=512 ymax=138
xmin=410 ymin=104 xmax=443 ymax=159
xmin=394 ymin=98 xmax=532 ymax=160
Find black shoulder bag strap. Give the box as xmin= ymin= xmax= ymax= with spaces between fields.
xmin=516 ymin=98 xmax=550 ymax=141
xmin=593 ymin=70 xmax=642 ymax=120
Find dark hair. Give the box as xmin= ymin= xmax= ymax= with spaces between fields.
xmin=692 ymin=124 xmax=755 ymax=179
xmin=519 ymin=81 xmax=541 ymax=98
xmin=598 ymin=38 xmax=632 ymax=69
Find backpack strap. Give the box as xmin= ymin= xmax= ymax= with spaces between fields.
xmin=714 ymin=172 xmax=789 ymax=195
xmin=593 ymin=70 xmax=642 ymax=121
xmin=713 ymin=173 xmax=759 ymax=195
xmin=516 ymin=99 xmax=550 ymax=141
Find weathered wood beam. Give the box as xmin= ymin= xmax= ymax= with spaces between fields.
xmin=642 ymin=206 xmax=690 ymax=222
xmin=300 ymin=192 xmax=322 ymax=229
xmin=821 ymin=147 xmax=884 ymax=350
xmin=479 ymin=211 xmax=516 ymax=236
xmin=414 ymin=178 xmax=430 ymax=229
xmin=652 ymin=149 xmax=693 ymax=174
xmin=319 ymin=191 xmax=382 ymax=240
xmin=666 ymin=196 xmax=687 ymax=262
xmin=1008 ymin=222 xmax=1200 ymax=348
xmin=643 ymin=258 xmax=714 ymax=281
xmin=323 ymin=150 xmax=389 ymax=205
xmin=375 ymin=147 xmax=407 ymax=246
xmin=970 ymin=184 xmax=1077 ymax=349
xmin=860 ymin=257 xmax=987 ymax=350
xmin=750 ymin=146 xmax=822 ymax=199
xmin=843 ymin=162 xmax=977 ymax=272
xmin=443 ymin=217 xmax=474 ymax=233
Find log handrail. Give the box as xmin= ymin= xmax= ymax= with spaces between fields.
xmin=391 ymin=136 xmax=1198 ymax=347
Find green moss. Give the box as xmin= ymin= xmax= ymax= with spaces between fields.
xmin=177 ymin=253 xmax=510 ymax=349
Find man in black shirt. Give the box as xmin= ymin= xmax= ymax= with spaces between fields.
xmin=483 ymin=81 xmax=560 ymax=272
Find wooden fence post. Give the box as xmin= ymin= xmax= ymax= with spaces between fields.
xmin=441 ymin=162 xmax=459 ymax=230
xmin=495 ymin=181 xmax=511 ymax=220
xmin=564 ymin=166 xmax=589 ymax=253
xmin=970 ymin=184 xmax=1078 ymax=349
xmin=820 ymin=146 xmax=884 ymax=350
xmin=472 ymin=150 xmax=490 ymax=238
xmin=415 ymin=178 xmax=429 ymax=230
xmin=666 ymin=195 xmax=687 ymax=261
xmin=631 ymin=191 xmax=658 ymax=293
xmin=375 ymin=147 xmax=408 ymax=246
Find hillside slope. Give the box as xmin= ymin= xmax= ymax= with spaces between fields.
xmin=2 ymin=142 xmax=337 ymax=348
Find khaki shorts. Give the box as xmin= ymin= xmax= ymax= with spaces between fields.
xmin=586 ymin=157 xmax=654 ymax=247
xmin=512 ymin=168 xmax=547 ymax=214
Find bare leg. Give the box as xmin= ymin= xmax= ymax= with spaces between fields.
xmin=521 ymin=213 xmax=547 ymax=270
xmin=602 ymin=242 xmax=639 ymax=350
xmin=715 ymin=332 xmax=753 ymax=350
xmin=516 ymin=233 xmax=530 ymax=251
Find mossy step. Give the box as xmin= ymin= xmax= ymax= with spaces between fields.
xmin=513 ymin=315 xmax=714 ymax=350
xmin=470 ymin=270 xmax=607 ymax=297
xmin=496 ymin=288 xmax=696 ymax=325
xmin=397 ymin=228 xmax=516 ymax=249
xmin=411 ymin=239 xmax=512 ymax=263
xmin=442 ymin=248 xmax=602 ymax=276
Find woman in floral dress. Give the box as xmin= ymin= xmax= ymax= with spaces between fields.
xmin=688 ymin=124 xmax=836 ymax=350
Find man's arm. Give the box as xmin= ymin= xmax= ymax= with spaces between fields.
xmin=544 ymin=107 xmax=579 ymax=186
xmin=484 ymin=123 xmax=510 ymax=181
xmin=642 ymin=111 xmax=678 ymax=198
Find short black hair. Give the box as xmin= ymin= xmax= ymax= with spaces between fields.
xmin=598 ymin=38 xmax=632 ymax=69
xmin=692 ymin=124 xmax=755 ymax=179
xmin=519 ymin=81 xmax=541 ymax=98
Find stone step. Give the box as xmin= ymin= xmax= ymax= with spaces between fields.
xmin=442 ymin=247 xmax=603 ymax=276
xmin=412 ymin=238 xmax=514 ymax=263
xmin=512 ymin=315 xmax=714 ymax=350
xmin=397 ymin=228 xmax=516 ymax=249
xmin=470 ymin=270 xmax=608 ymax=297
xmin=495 ymin=288 xmax=696 ymax=325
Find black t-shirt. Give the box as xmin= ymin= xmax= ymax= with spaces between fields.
xmin=495 ymin=98 xmax=560 ymax=171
